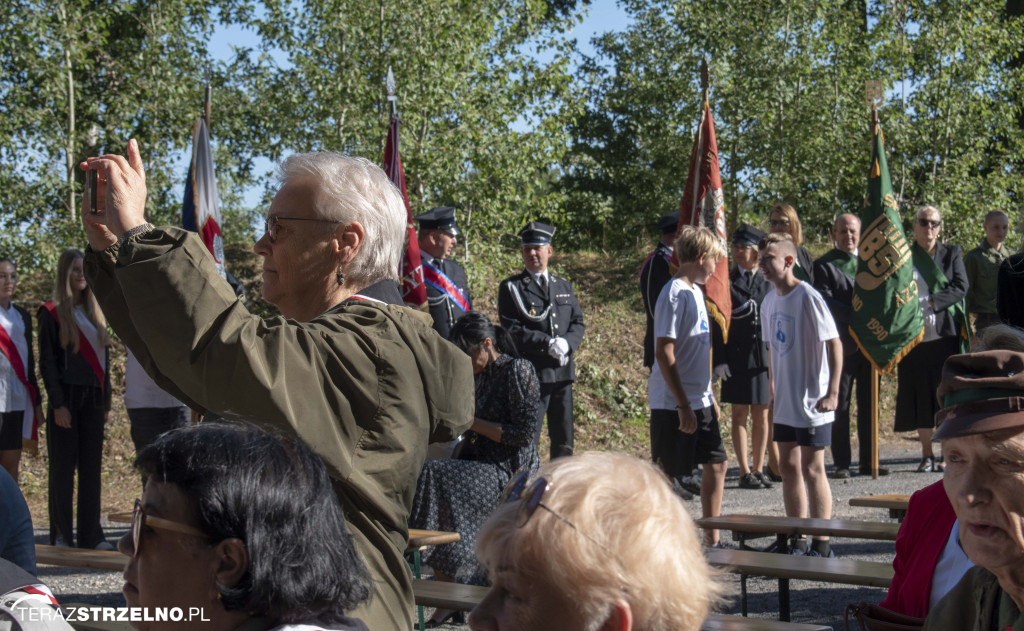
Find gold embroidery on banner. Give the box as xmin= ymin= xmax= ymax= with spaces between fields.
xmin=856 ymin=214 xmax=911 ymax=291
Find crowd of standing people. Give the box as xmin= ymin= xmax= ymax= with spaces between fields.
xmin=1 ymin=135 xmax=1022 ymax=631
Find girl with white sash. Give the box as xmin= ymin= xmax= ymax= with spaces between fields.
xmin=0 ymin=258 xmax=42 ymax=481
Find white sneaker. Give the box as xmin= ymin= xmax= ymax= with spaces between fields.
xmin=94 ymin=541 xmax=115 ymax=551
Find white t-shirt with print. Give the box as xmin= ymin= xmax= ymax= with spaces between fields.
xmin=648 ymin=278 xmax=714 ymax=411
xmin=760 ymin=281 xmax=839 ymax=428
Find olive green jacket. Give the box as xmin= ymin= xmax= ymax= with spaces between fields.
xmin=924 ymin=566 xmax=1023 ymax=631
xmin=85 ymin=227 xmax=474 ymax=630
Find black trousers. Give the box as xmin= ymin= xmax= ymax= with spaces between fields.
xmin=127 ymin=406 xmax=190 ymax=456
xmin=830 ymin=352 xmax=876 ymax=471
xmin=46 ymin=385 xmax=106 ymax=547
xmin=536 ymin=381 xmax=573 ymax=458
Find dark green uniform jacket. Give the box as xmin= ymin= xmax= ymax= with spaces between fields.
xmin=924 ymin=566 xmax=1024 ymax=631
xmin=85 ymin=227 xmax=474 ymax=630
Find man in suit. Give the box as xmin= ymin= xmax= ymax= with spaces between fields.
xmin=812 ymin=213 xmax=885 ymax=478
xmin=498 ymin=221 xmax=585 ymax=458
xmin=415 ymin=206 xmax=471 ymax=339
xmin=640 ymin=211 xmax=678 ymax=371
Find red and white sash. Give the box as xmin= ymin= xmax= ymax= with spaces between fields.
xmin=43 ymin=302 xmax=105 ymax=392
xmin=0 ymin=312 xmax=38 ymax=444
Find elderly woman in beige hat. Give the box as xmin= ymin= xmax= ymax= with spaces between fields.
xmin=922 ymin=350 xmax=1024 ymax=631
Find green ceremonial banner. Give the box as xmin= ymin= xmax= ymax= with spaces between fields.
xmin=850 ymin=119 xmax=924 ymax=374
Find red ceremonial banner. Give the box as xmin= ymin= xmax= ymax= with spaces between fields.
xmin=676 ymin=101 xmax=732 ymax=341
xmin=383 ymin=118 xmax=428 ymax=311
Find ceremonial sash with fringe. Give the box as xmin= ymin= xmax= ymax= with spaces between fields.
xmin=818 ymin=248 xmax=858 ymax=279
xmin=911 ymin=244 xmax=972 ymax=354
xmin=422 ymin=262 xmax=471 ymax=313
xmin=0 ymin=312 xmax=38 ymax=445
xmin=43 ymin=301 xmax=105 ymax=392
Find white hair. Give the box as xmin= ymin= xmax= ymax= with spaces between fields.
xmin=278 ymin=153 xmax=406 ymax=285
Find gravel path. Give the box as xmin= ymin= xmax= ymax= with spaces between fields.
xmin=35 ymin=439 xmax=939 ymax=630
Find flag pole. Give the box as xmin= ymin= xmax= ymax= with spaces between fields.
xmin=387 ymin=66 xmax=397 ymax=119
xmin=203 ymin=66 xmax=212 ymax=127
xmin=869 ymin=102 xmax=880 ymax=479
xmin=700 ymin=56 xmax=709 ymax=105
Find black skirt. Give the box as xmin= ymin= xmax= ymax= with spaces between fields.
xmin=721 ymin=367 xmax=770 ymax=406
xmin=894 ymin=336 xmax=960 ymax=432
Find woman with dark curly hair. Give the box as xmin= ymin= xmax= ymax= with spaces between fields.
xmin=409 ymin=311 xmax=541 ymax=628
xmin=119 ymin=422 xmax=371 ymax=631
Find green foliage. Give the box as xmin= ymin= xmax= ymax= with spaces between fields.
xmin=563 ymin=0 xmax=1024 ymax=249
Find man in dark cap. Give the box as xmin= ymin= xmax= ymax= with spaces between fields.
xmin=640 ymin=211 xmax=679 ymax=371
xmin=415 ymin=206 xmax=471 ymax=339
xmin=921 ymin=350 xmax=1024 ymax=631
xmin=812 ymin=213 xmax=885 ymax=478
xmin=498 ymin=221 xmax=585 ymax=458
xmin=713 ymin=223 xmax=780 ymax=490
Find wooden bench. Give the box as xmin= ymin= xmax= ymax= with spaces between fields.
xmin=704 ymin=546 xmax=892 ymax=622
xmin=36 ymin=545 xmax=126 ymax=572
xmin=64 ymin=588 xmax=831 ymax=631
xmin=849 ymin=494 xmax=910 ymax=521
xmin=409 ymin=580 xmax=832 ymax=630
xmin=697 ymin=514 xmax=899 ymax=552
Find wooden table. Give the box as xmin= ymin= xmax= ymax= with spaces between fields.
xmin=849 ymin=494 xmax=910 ymax=521
xmin=109 ymin=512 xmax=461 ymax=552
xmin=698 ymin=514 xmax=899 ymax=552
xmin=704 ymin=546 xmax=892 ymax=621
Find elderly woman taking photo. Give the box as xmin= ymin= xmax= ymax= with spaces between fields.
xmin=409 ymin=311 xmax=540 ymax=627
xmin=469 ymin=451 xmax=725 ymax=631
xmin=79 ymin=140 xmax=473 ymax=629
xmin=920 ymin=350 xmax=1024 ymax=631
xmin=896 ymin=205 xmax=970 ymax=472
xmin=121 ymin=422 xmax=370 ymax=631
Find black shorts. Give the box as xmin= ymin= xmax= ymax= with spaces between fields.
xmin=650 ymin=405 xmax=727 ymax=476
xmin=0 ymin=411 xmax=23 ymax=450
xmin=773 ymin=421 xmax=832 ymax=447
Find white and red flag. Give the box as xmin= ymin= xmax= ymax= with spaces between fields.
xmin=384 ymin=116 xmax=428 ymax=311
xmin=676 ymin=100 xmax=731 ymax=340
xmin=181 ymin=117 xmax=226 ymax=278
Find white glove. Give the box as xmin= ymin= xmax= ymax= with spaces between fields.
xmin=713 ymin=364 xmax=732 ymax=381
xmin=548 ymin=337 xmax=570 ymax=359
xmin=558 ymin=353 xmax=569 ymax=367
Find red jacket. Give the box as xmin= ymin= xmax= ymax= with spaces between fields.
xmin=878 ymin=480 xmax=957 ymax=617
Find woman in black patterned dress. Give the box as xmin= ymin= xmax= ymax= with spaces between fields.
xmin=409 ymin=311 xmax=541 ymax=627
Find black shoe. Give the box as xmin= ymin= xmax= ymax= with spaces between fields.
xmin=752 ymin=471 xmax=774 ymax=488
xmin=739 ymin=473 xmax=764 ymax=489
xmin=934 ymin=458 xmax=945 ymax=472
xmin=854 ymin=467 xmax=890 ymax=477
xmin=416 ymin=611 xmax=465 ymax=629
xmin=678 ymin=475 xmax=702 ymax=496
xmin=916 ymin=457 xmax=934 ymax=473
xmin=832 ymin=468 xmax=851 ymax=479
xmin=671 ymin=478 xmax=695 ymax=501
xmin=765 ymin=469 xmax=783 ymax=483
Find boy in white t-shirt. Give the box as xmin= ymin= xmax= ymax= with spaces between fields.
xmin=649 ymin=225 xmax=728 ymax=546
xmin=758 ymin=233 xmax=843 ymax=557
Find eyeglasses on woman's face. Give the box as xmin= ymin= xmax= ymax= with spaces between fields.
xmin=915 ymin=218 xmax=941 ymax=229
xmin=262 ymin=214 xmax=344 ymax=243
xmin=129 ymin=498 xmax=208 ymax=558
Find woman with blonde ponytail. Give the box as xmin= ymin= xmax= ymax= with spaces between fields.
xmin=37 ymin=248 xmax=112 ymax=549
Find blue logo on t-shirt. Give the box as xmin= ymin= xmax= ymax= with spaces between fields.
xmin=770 ymin=313 xmax=796 ymax=357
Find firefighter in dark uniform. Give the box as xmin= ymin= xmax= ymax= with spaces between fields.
xmin=415 ymin=206 xmax=471 ymax=339
xmin=712 ymin=224 xmax=780 ymax=488
xmin=497 ymin=221 xmax=585 ymax=459
xmin=640 ymin=211 xmax=678 ymax=371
